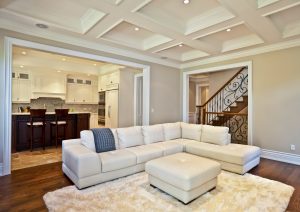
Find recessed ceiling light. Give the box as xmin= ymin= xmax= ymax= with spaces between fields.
xmin=57 ymin=70 xmax=61 ymax=73
xmin=179 ymin=44 xmax=183 ymax=47
xmin=62 ymin=58 xmax=66 ymax=61
xmin=21 ymin=51 xmax=27 ymax=55
xmin=226 ymin=28 xmax=231 ymax=32
xmin=183 ymin=0 xmax=190 ymax=4
xmin=93 ymin=63 xmax=97 ymax=66
xmin=87 ymin=74 xmax=91 ymax=76
xmin=134 ymin=27 xmax=140 ymax=31
xmin=36 ymin=23 xmax=48 ymax=29
xmin=20 ymin=65 xmax=24 ymax=68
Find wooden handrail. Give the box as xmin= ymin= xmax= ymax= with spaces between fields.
xmin=205 ymin=112 xmax=248 ymax=116
xmin=196 ymin=66 xmax=246 ymax=108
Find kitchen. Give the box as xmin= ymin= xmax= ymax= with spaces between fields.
xmin=11 ymin=46 xmax=142 ymax=170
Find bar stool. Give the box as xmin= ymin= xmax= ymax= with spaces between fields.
xmin=50 ymin=109 xmax=69 ymax=148
xmin=27 ymin=109 xmax=47 ymax=152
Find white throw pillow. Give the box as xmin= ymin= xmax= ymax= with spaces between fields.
xmin=110 ymin=128 xmax=119 ymax=149
xmin=163 ymin=122 xmax=181 ymax=140
xmin=142 ymin=124 xmax=165 ymax=144
xmin=201 ymin=125 xmax=229 ymax=145
xmin=80 ymin=130 xmax=96 ymax=152
xmin=117 ymin=126 xmax=144 ymax=148
xmin=181 ymin=122 xmax=202 ymax=141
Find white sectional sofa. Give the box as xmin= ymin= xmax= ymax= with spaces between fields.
xmin=62 ymin=122 xmax=260 ymax=189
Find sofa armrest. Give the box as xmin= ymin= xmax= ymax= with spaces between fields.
xmin=63 ymin=143 xmax=101 ymax=178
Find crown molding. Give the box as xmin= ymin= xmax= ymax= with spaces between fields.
xmin=181 ymin=38 xmax=300 ymax=69
xmin=0 ymin=20 xmax=180 ymax=69
xmin=261 ymin=149 xmax=300 ymax=165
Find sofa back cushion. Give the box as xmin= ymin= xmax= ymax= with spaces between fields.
xmin=163 ymin=122 xmax=181 ymax=140
xmin=201 ymin=125 xmax=229 ymax=145
xmin=181 ymin=122 xmax=202 ymax=141
xmin=142 ymin=124 xmax=165 ymax=144
xmin=81 ymin=129 xmax=119 ymax=152
xmin=117 ymin=126 xmax=144 ymax=148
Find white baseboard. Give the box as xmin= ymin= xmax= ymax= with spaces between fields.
xmin=0 ymin=163 xmax=3 ymax=176
xmin=261 ymin=149 xmax=300 ymax=165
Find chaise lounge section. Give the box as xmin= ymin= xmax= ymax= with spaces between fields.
xmin=62 ymin=122 xmax=260 ymax=189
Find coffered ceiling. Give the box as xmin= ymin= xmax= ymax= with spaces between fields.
xmin=0 ymin=0 xmax=300 ymax=68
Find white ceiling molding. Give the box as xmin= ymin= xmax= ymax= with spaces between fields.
xmin=181 ymin=38 xmax=300 ymax=69
xmin=0 ymin=0 xmax=299 ymax=66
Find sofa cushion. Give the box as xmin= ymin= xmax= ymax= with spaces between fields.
xmin=81 ymin=129 xmax=119 ymax=152
xmin=117 ymin=126 xmax=144 ymax=148
xmin=142 ymin=124 xmax=164 ymax=144
xmin=185 ymin=142 xmax=261 ymax=165
xmin=181 ymin=123 xmax=202 ymax=141
xmin=127 ymin=145 xmax=163 ymax=164
xmin=149 ymin=141 xmax=184 ymax=156
xmin=163 ymin=122 xmax=181 ymax=140
xmin=99 ymin=149 xmax=137 ymax=172
xmin=201 ymin=125 xmax=229 ymax=145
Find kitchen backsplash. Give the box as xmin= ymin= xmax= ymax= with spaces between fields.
xmin=12 ymin=97 xmax=98 ymax=113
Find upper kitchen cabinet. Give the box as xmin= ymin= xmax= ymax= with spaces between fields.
xmin=12 ymin=71 xmax=31 ymax=103
xmin=66 ymin=75 xmax=98 ymax=104
xmin=31 ymin=72 xmax=67 ymax=99
xmin=98 ymin=71 xmax=120 ymax=92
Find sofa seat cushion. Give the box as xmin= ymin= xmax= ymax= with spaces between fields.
xmin=185 ymin=142 xmax=260 ymax=165
xmin=149 ymin=141 xmax=184 ymax=156
xmin=99 ymin=149 xmax=137 ymax=172
xmin=127 ymin=145 xmax=164 ymax=164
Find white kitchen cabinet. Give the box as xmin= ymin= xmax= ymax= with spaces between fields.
xmin=31 ymin=72 xmax=66 ymax=99
xmin=98 ymin=71 xmax=120 ymax=92
xmin=98 ymin=75 xmax=108 ymax=92
xmin=66 ymin=76 xmax=98 ymax=104
xmin=90 ymin=113 xmax=99 ymax=129
xmin=12 ymin=71 xmax=31 ymax=103
xmin=105 ymin=89 xmax=119 ymax=128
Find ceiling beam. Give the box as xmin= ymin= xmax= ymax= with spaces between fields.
xmin=218 ymin=0 xmax=282 ymax=43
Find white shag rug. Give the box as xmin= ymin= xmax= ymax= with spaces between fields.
xmin=44 ymin=171 xmax=294 ymax=212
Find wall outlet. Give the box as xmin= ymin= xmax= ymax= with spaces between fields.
xmin=290 ymin=144 xmax=296 ymax=151
xmin=151 ymin=108 xmax=154 ymax=113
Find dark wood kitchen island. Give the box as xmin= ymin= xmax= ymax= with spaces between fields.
xmin=11 ymin=112 xmax=90 ymax=153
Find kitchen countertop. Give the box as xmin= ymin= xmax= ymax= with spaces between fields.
xmin=12 ymin=111 xmax=92 ymax=115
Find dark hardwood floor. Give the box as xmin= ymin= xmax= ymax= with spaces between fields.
xmin=0 ymin=158 xmax=299 ymax=211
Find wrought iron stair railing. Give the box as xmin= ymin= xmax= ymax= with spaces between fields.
xmin=196 ymin=66 xmax=248 ymax=144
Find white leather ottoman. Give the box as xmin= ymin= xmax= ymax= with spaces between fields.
xmin=145 ymin=152 xmax=221 ymax=204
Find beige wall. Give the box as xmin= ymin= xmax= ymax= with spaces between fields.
xmin=184 ymin=46 xmax=300 ymax=155
xmin=189 ymin=81 xmax=196 ymax=112
xmin=0 ymin=29 xmax=181 ymax=164
xmin=207 ymin=68 xmax=240 ymax=98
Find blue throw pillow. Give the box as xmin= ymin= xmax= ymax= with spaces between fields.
xmin=91 ymin=128 xmax=116 ymax=153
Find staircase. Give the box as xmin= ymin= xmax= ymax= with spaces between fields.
xmin=196 ymin=67 xmax=248 ymax=144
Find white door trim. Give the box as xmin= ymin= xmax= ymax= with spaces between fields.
xmin=134 ymin=73 xmax=143 ymax=126
xmin=2 ymin=37 xmax=150 ymax=176
xmin=182 ymin=61 xmax=253 ymax=145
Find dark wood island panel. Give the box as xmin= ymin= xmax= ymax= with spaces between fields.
xmin=11 ymin=113 xmax=90 ymax=152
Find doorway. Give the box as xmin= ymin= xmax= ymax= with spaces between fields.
xmin=2 ymin=37 xmax=150 ymax=176
xmin=183 ymin=61 xmax=253 ymax=145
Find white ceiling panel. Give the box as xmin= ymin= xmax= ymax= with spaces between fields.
xmin=267 ymin=5 xmax=300 ymax=38
xmin=101 ymin=21 xmax=172 ymax=50
xmin=0 ymin=0 xmax=299 ymax=65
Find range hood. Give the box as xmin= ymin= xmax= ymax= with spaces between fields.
xmin=31 ymin=92 xmax=66 ymax=100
